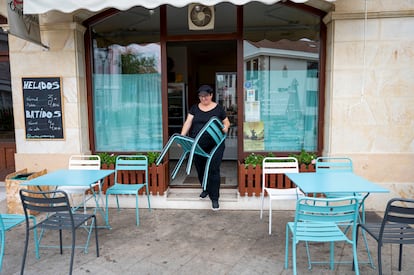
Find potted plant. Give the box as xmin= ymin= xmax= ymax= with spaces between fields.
xmin=289 ymin=149 xmax=317 ymax=172
xmin=238 ymin=153 xmax=274 ymax=197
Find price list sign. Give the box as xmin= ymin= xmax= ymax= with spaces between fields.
xmin=22 ymin=77 xmax=64 ymax=139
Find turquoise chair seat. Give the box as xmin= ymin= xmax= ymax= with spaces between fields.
xmin=156 ymin=116 xmax=226 ymax=190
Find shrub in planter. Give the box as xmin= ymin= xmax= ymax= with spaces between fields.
xmin=238 ymin=151 xmax=316 ymax=197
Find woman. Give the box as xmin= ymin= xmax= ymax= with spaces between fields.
xmin=180 ymin=85 xmax=230 ymax=210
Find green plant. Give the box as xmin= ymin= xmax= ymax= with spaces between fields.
xmin=289 ymin=149 xmax=317 ymax=167
xmin=98 ymin=152 xmax=161 ymax=166
xmin=146 ymin=151 xmax=161 ymax=166
xmin=243 ymin=152 xmax=274 ymax=168
xmin=98 ymin=152 xmax=116 ymax=165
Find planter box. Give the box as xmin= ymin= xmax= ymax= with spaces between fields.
xmin=101 ymin=161 xmax=168 ymax=196
xmin=238 ymin=162 xmax=315 ymax=197
xmin=5 ymin=168 xmax=48 ymax=214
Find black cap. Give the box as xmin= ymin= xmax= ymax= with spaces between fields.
xmin=197 ymin=85 xmax=213 ymax=96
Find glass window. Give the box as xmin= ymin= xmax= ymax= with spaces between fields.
xmin=0 ymin=29 xmax=13 ymax=140
xmin=91 ymin=7 xmax=162 ymax=152
xmin=243 ymin=3 xmax=320 ymax=152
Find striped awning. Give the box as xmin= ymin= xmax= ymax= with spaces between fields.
xmin=23 ymin=0 xmax=335 ymax=14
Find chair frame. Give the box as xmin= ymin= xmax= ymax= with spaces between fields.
xmin=105 ymin=155 xmax=151 ymax=227
xmin=260 ymin=156 xmax=304 ymax=235
xmin=0 ymin=214 xmax=39 ymax=271
xmin=156 ymin=116 xmax=226 ymax=190
xmin=58 ymin=155 xmax=102 ymax=214
xmin=20 ymin=189 xmax=99 ymax=275
xmin=356 ymin=197 xmax=414 ymax=275
xmin=285 ymin=196 xmax=360 ymax=275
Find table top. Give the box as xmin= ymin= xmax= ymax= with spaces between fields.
xmin=286 ymin=172 xmax=389 ymax=194
xmin=21 ymin=169 xmax=114 ymax=187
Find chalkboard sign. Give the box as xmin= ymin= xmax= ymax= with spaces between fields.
xmin=22 ymin=77 xmax=64 ymax=139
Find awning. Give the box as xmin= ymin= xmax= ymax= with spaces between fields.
xmin=24 ymin=0 xmax=335 ymax=14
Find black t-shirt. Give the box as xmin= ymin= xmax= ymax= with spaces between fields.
xmin=188 ymin=103 xmax=226 ymax=151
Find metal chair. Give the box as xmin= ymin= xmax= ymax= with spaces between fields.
xmin=0 ymin=214 xmax=39 ymax=271
xmin=58 ymin=155 xmax=101 ymax=213
xmin=260 ymin=157 xmax=304 ymax=235
xmin=20 ymin=189 xmax=99 ymax=275
xmin=156 ymin=116 xmax=226 ymax=191
xmin=285 ymin=196 xmax=360 ymax=275
xmin=357 ymin=198 xmax=414 ymax=275
xmin=105 ymin=155 xmax=151 ymax=227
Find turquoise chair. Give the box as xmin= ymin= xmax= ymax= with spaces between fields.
xmin=156 ymin=116 xmax=227 ymax=191
xmin=0 ymin=214 xmax=39 ymax=271
xmin=105 ymin=155 xmax=151 ymax=227
xmin=316 ymin=156 xmax=374 ymax=266
xmin=285 ymin=196 xmax=360 ymax=275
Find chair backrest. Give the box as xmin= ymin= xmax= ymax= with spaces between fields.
xmin=192 ymin=116 xmax=227 ymax=155
xmin=380 ymin=198 xmax=414 ymax=243
xmin=20 ymin=189 xmax=73 ymax=220
xmin=69 ymin=155 xmax=101 ymax=170
xmin=262 ymin=157 xmax=299 ymax=190
xmin=114 ymin=155 xmax=148 ymax=184
xmin=315 ymin=157 xmax=353 ymax=173
xmin=295 ymin=196 xmax=359 ymax=226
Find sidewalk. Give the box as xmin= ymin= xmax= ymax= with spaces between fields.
xmin=1 ymin=197 xmax=413 ymax=275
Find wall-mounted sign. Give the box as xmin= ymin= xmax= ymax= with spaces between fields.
xmin=22 ymin=77 xmax=64 ymax=139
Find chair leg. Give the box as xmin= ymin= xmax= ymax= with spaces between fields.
xmin=94 ymin=216 xmax=99 ymax=257
xmin=59 ymin=229 xmax=63 ymax=254
xmin=398 ymin=244 xmax=403 ymax=271
xmin=284 ymin=225 xmax=290 ymax=269
xmin=69 ymin=230 xmax=76 ymax=275
xmin=268 ymin=200 xmax=272 ymax=235
xmin=146 ymin=185 xmax=151 ymax=211
xmin=135 ymin=194 xmax=140 ymax=226
xmin=378 ymin=243 xmax=383 ymax=275
xmin=0 ymin=229 xmax=5 ymax=272
xmin=260 ymin=192 xmax=264 ymax=220
xmin=21 ymin=226 xmax=30 ymax=274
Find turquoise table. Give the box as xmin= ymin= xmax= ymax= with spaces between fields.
xmin=286 ymin=172 xmax=389 ymax=195
xmin=21 ymin=169 xmax=114 ymax=228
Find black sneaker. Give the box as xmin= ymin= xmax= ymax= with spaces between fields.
xmin=211 ymin=200 xmax=220 ymax=211
xmin=199 ymin=190 xmax=208 ymax=199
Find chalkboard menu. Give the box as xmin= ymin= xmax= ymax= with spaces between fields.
xmin=22 ymin=77 xmax=64 ymax=139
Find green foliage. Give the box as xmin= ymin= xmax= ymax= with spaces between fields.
xmin=98 ymin=152 xmax=117 ymax=165
xmin=243 ymin=152 xmax=274 ymax=168
xmin=121 ymin=54 xmax=158 ymax=74
xmin=146 ymin=151 xmax=161 ymax=166
xmin=98 ymin=152 xmax=161 ymax=166
xmin=289 ymin=149 xmax=317 ymax=167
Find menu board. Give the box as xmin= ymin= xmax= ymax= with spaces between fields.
xmin=22 ymin=77 xmax=64 ymax=139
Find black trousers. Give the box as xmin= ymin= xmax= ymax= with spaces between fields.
xmin=193 ymin=143 xmax=225 ymax=201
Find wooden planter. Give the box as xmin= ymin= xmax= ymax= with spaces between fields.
xmin=101 ymin=160 xmax=169 ymax=196
xmin=238 ymin=162 xmax=315 ymax=197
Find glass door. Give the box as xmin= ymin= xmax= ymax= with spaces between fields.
xmin=216 ymin=72 xmax=237 ymax=160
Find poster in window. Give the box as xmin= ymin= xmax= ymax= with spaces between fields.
xmin=22 ymin=77 xmax=64 ymax=139
xmin=243 ymin=121 xmax=264 ymax=151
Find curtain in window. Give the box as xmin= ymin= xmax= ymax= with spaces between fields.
xmin=93 ymin=43 xmax=162 ymax=152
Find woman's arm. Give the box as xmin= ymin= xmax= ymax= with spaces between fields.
xmin=222 ymin=117 xmax=231 ymax=134
xmin=180 ymin=113 xmax=194 ymax=136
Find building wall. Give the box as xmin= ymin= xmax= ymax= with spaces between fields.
xmin=324 ymin=0 xmax=414 ymax=208
xmin=1 ymin=0 xmax=413 ymax=210
xmin=7 ymin=21 xmax=91 ymax=171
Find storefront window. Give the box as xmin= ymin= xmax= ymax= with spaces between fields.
xmin=243 ymin=3 xmax=320 ymax=152
xmin=0 ymin=29 xmax=13 ymax=140
xmin=91 ymin=7 xmax=162 ymax=152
